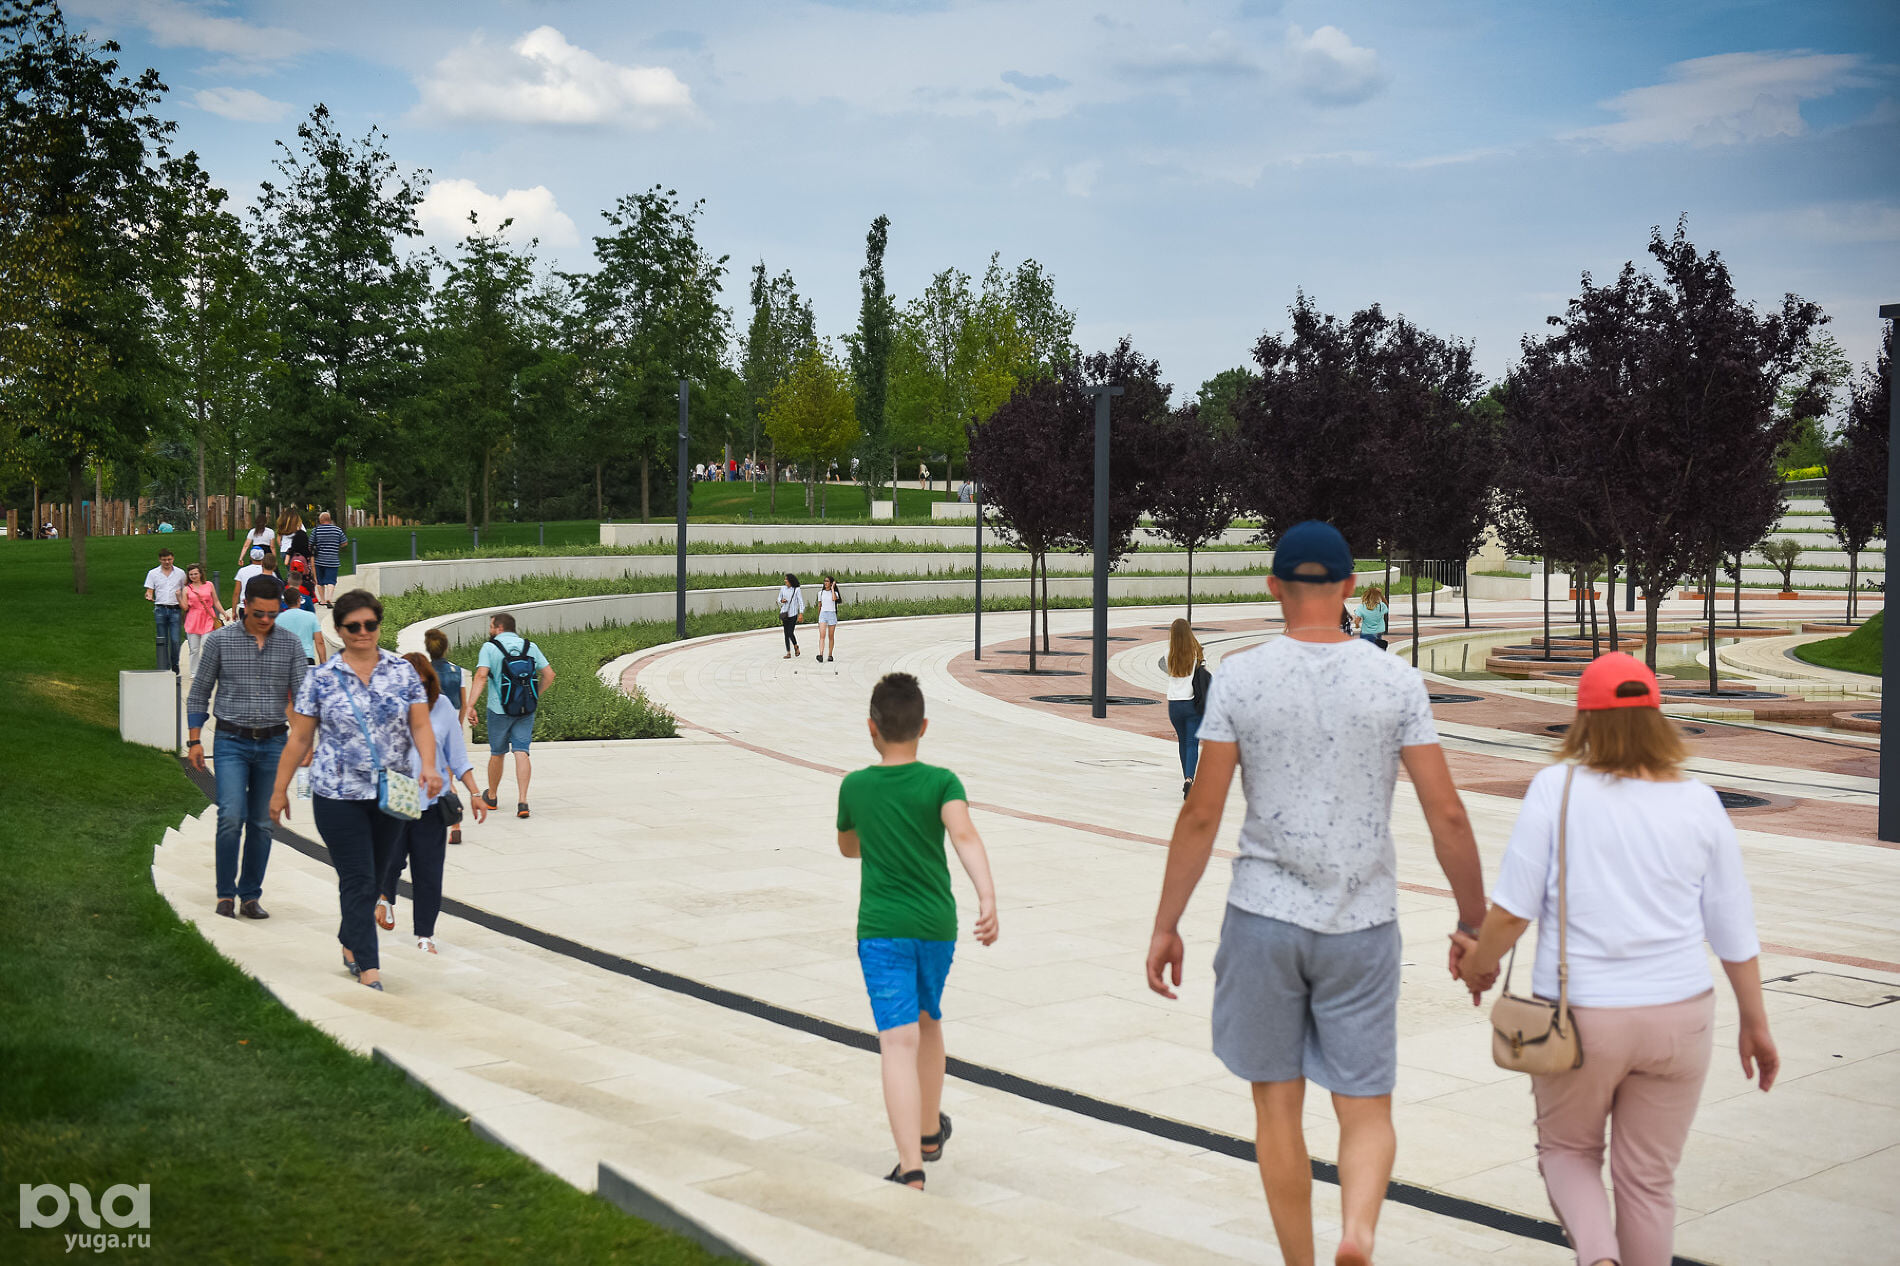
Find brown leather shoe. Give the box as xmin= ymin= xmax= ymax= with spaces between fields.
xmin=215 ymin=899 xmax=235 ymax=919
xmin=239 ymin=900 xmax=270 ymax=919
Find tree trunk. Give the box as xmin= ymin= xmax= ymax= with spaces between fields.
xmin=1382 ymin=548 xmax=1390 ymax=598
xmin=641 ymin=451 xmax=651 ymax=522
xmin=465 ymin=487 xmax=473 ymax=531
xmin=1027 ymin=549 xmax=1039 ymax=673
xmin=1733 ymin=552 xmax=1742 ymax=628
xmin=67 ymin=457 xmax=88 ymax=593
xmin=1587 ymin=568 xmax=1600 ymax=658
xmin=195 ymin=421 xmax=209 ymax=570
xmin=1040 ymin=553 xmax=1051 ymax=654
xmin=1409 ymin=559 xmax=1420 ymax=666
xmin=1850 ymin=552 xmax=1859 ymax=621
xmin=595 ymin=462 xmax=604 ymax=521
xmin=1605 ymin=559 xmax=1619 ymax=648
xmin=1541 ymin=556 xmax=1551 ymax=658
xmin=1429 ymin=561 xmax=1437 ymax=617
xmin=1644 ymin=590 xmax=1662 ymax=670
xmin=333 ymin=451 xmax=350 ymax=532
xmin=482 ymin=451 xmax=493 ymax=531
xmin=1461 ymin=570 xmax=1470 ymax=629
xmin=1186 ymin=545 xmax=1195 ymax=624
xmin=1707 ymin=559 xmax=1718 ymax=696
xmin=768 ymin=443 xmax=778 ymax=512
xmin=227 ymin=456 xmax=237 ymax=541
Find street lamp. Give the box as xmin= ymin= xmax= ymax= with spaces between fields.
xmin=676 ymin=378 xmax=690 ymax=640
xmin=1878 ymin=304 xmax=1898 ymax=841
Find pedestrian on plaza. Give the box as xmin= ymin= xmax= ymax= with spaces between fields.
xmin=462 ymin=611 xmax=554 ymax=820
xmin=274 ymin=581 xmax=327 ymax=665
xmin=277 ymin=510 xmax=310 ymax=576
xmin=239 ymin=512 xmax=276 ymax=565
xmin=269 ymin=590 xmax=440 ymax=992
xmin=376 ymin=653 xmax=486 ymax=951
xmin=837 ymin=671 xmax=999 ymax=1190
xmin=1145 ymin=520 xmax=1488 ymax=1266
xmin=180 ymin=562 xmax=225 ymax=666
xmin=1353 ymin=585 xmax=1389 ymax=650
xmin=816 ymin=575 xmax=842 ymax=663
xmin=1163 ymin=618 xmax=1211 ymax=800
xmin=231 ymin=544 xmax=275 ymax=620
xmin=423 ymin=628 xmax=467 ymax=843
xmin=309 ymin=511 xmax=349 ymax=607
xmin=186 ymin=573 xmax=308 ymax=921
xmin=778 ymin=573 xmax=805 ymax=659
xmin=143 ymin=546 xmax=188 ymax=671
xmin=1455 ymin=652 xmax=1777 ymax=1266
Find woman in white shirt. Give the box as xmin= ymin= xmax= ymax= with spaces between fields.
xmin=1162 ymin=618 xmax=1207 ymax=800
xmin=1458 ymin=652 xmax=1778 ymax=1266
xmin=378 ymin=653 xmax=486 ymax=953
xmin=815 ymin=575 xmax=841 ymax=663
xmin=777 ymin=573 xmax=804 ymax=659
xmin=239 ymin=516 xmax=276 ymax=566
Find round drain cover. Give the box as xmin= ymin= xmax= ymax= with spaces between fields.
xmin=1716 ymin=790 xmax=1771 ymax=810
xmin=1429 ymin=693 xmax=1483 ymax=704
xmin=980 ymin=668 xmax=1082 ymax=676
xmin=1031 ymin=694 xmax=1157 ymax=706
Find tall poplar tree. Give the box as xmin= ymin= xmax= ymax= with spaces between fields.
xmin=850 ymin=214 xmax=894 ymax=503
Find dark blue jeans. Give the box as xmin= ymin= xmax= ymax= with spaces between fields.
xmin=313 ymin=796 xmax=404 ymax=973
xmin=155 ymin=604 xmax=182 ymax=671
xmin=1168 ymin=699 xmax=1203 ymax=780
xmin=212 ymin=730 xmax=285 ymax=900
xmin=379 ymin=803 xmax=449 ymax=938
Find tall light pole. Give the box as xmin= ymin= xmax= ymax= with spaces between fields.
xmin=1084 ymin=384 xmax=1124 ymax=718
xmin=1879 ymin=304 xmax=1898 ymax=841
xmin=676 ymin=378 xmax=690 ymax=641
xmin=973 ymin=476 xmax=983 ymax=661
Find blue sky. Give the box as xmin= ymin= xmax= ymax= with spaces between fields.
xmin=73 ymin=0 xmax=1900 ymax=398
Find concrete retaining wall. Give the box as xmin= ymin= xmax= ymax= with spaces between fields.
xmin=598 ymin=521 xmax=1264 ymax=550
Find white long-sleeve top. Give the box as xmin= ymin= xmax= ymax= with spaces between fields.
xmin=778 ymin=585 xmax=805 ymax=618
xmin=409 ymin=694 xmax=475 ymax=807
xmin=1492 ymin=763 xmax=1761 ymax=1007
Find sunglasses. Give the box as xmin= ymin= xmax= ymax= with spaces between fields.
xmin=339 ymin=619 xmax=381 ymax=634
xmin=247 ymin=610 xmax=279 ymax=622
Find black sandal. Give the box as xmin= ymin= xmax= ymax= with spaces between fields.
xmin=921 ymin=1112 xmax=952 ymax=1162
xmin=341 ymin=949 xmax=360 ymax=978
xmin=884 ymin=1164 xmax=924 ymax=1189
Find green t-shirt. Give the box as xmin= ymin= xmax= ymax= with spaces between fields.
xmin=836 ymin=761 xmax=967 ymax=942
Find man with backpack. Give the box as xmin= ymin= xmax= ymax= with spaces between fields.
xmin=462 ymin=611 xmax=554 ymax=819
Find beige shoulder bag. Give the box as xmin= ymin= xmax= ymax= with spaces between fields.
xmin=1490 ymin=764 xmax=1583 ymax=1074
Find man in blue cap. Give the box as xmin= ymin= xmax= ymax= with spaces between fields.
xmin=1144 ymin=519 xmax=1488 ymax=1266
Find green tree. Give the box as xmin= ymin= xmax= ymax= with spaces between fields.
xmin=1195 ymin=367 xmax=1257 ymax=436
xmin=739 ymin=261 xmax=816 ymax=511
xmin=1775 ymin=331 xmax=1852 ymax=472
xmin=0 ymin=0 xmax=177 ymax=592
xmin=849 ymin=214 xmax=895 ymax=504
xmin=251 ymin=103 xmax=429 ymax=523
xmin=763 ymin=343 xmax=859 ymax=512
xmin=570 ymin=186 xmax=728 ymax=521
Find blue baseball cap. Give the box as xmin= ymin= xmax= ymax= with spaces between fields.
xmin=1271 ymin=520 xmax=1355 ymax=583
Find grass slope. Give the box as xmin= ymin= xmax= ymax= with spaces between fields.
xmin=1794 ymin=610 xmax=1883 ymax=675
xmin=0 ymin=535 xmax=721 ymax=1265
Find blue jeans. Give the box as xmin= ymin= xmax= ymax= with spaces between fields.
xmin=155 ymin=604 xmax=182 ymax=671
xmin=1168 ymin=699 xmax=1203 ymax=780
xmin=212 ymin=730 xmax=285 ymax=900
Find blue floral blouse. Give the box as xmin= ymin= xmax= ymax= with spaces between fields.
xmin=294 ymin=650 xmax=427 ymax=801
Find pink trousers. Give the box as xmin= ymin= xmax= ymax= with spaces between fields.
xmin=1531 ymin=990 xmax=1714 ymax=1266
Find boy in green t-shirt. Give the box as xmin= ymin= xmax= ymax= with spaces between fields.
xmin=837 ymin=672 xmax=998 ymax=1191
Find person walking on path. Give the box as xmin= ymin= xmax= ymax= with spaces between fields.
xmin=186 ymin=573 xmax=308 ymax=921
xmin=1353 ymin=586 xmax=1389 ymax=650
xmin=269 ymin=590 xmax=440 ymax=991
xmin=277 ymin=511 xmax=310 ymax=575
xmin=816 ymin=575 xmax=842 ymax=662
xmin=778 ymin=573 xmax=805 ymax=659
xmin=239 ymin=512 xmax=276 ymax=566
xmin=1145 ymin=520 xmax=1488 ymax=1266
xmin=424 ymin=628 xmax=468 ymax=843
xmin=230 ymin=544 xmax=274 ymax=619
xmin=837 ymin=672 xmax=999 ymax=1190
xmin=274 ymin=582 xmax=327 ymax=665
xmin=180 ymin=562 xmax=224 ymax=667
xmin=144 ymin=546 xmax=188 ymax=671
xmin=461 ymin=611 xmax=553 ymax=820
xmin=1455 ymin=652 xmax=1778 ymax=1266
xmin=1163 ymin=618 xmax=1210 ymax=800
xmin=309 ymin=511 xmax=348 ymax=607
xmin=376 ymin=653 xmax=485 ymax=952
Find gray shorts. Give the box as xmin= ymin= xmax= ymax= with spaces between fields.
xmin=1211 ymin=904 xmax=1401 ymax=1096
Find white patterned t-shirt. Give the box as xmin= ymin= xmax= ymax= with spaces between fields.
xmin=1196 ymin=636 xmax=1438 ymax=933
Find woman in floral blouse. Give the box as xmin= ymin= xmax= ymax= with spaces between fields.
xmin=271 ymin=590 xmax=440 ymax=990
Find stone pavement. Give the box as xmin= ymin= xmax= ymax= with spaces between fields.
xmin=164 ymin=595 xmax=1900 ymax=1263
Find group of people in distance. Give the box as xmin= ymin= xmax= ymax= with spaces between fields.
xmin=846 ymin=520 xmax=1774 ymax=1266
xmin=777 ymin=572 xmax=844 ymax=661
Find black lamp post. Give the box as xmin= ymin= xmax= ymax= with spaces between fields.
xmin=676 ymin=378 xmax=689 ymax=640
xmin=1083 ymin=383 xmax=1124 ymax=718
xmin=1879 ymin=304 xmax=1898 ymax=841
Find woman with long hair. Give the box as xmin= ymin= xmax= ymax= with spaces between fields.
xmin=1457 ymin=653 xmax=1777 ymax=1266
xmin=816 ymin=575 xmax=842 ymax=662
xmin=276 ymin=510 xmax=310 ymax=575
xmin=269 ymin=590 xmax=441 ymax=991
xmin=1353 ymin=584 xmax=1389 ymax=649
xmin=376 ymin=653 xmax=486 ymax=952
xmin=1163 ymin=618 xmax=1207 ymax=799
xmin=181 ymin=562 xmax=225 ymax=666
xmin=778 ymin=573 xmax=804 ymax=659
xmin=239 ymin=511 xmax=276 ymax=565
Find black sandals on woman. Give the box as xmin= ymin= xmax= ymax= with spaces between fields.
xmin=884 ymin=1165 xmax=924 ymax=1189
xmin=921 ymin=1113 xmax=953 ymax=1163
xmin=341 ymin=949 xmax=360 ymax=978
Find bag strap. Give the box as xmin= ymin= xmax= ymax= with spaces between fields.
xmin=1499 ymin=763 xmax=1576 ymax=1022
xmin=338 ymin=668 xmax=386 ymax=776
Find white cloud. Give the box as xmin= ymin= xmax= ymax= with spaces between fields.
xmin=192 ymin=86 xmax=290 ymax=123
xmin=416 ymin=26 xmax=693 ymax=127
xmin=1566 ymin=51 xmax=1869 ymax=148
xmin=417 ymin=178 xmax=580 ymax=248
xmin=1733 ymin=200 xmax=1900 ymax=245
xmin=79 ymin=0 xmax=312 ymax=67
xmin=1286 ymin=24 xmax=1386 ymax=107
xmin=1063 ymin=159 xmax=1103 ymax=198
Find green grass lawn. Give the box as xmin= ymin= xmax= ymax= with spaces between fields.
xmin=1794 ymin=610 xmax=1883 ymax=675
xmin=0 ymin=534 xmax=723 ymax=1264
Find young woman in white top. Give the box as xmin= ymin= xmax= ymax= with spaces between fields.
xmin=815 ymin=575 xmax=841 ymax=663
xmin=240 ymin=516 xmax=276 ymax=565
xmin=777 ymin=573 xmax=804 ymax=659
xmin=1457 ymin=652 xmax=1778 ymax=1266
xmin=1162 ymin=618 xmax=1206 ymax=800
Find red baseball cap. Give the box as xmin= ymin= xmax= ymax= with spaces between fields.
xmin=1576 ymin=651 xmax=1661 ymax=711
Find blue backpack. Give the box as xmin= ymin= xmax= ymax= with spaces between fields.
xmin=489 ymin=636 xmax=541 ymax=716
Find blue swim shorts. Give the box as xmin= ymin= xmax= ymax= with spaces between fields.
xmin=487 ymin=708 xmax=537 ymax=754
xmin=315 ymin=564 xmax=339 ymax=586
xmin=858 ymin=937 xmax=956 ymax=1033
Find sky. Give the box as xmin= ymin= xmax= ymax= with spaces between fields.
xmin=68 ymin=0 xmax=1900 ymax=399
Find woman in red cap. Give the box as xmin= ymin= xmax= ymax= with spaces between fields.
xmin=1456 ymin=651 xmax=1779 ymax=1266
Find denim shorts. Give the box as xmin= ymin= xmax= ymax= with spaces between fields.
xmin=315 ymin=564 xmax=339 ymax=586
xmin=487 ymin=709 xmax=536 ymax=754
xmin=858 ymin=937 xmax=956 ymax=1032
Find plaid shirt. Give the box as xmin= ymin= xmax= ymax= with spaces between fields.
xmin=186 ymin=621 xmax=308 ymax=727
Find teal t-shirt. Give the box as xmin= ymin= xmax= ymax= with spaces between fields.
xmin=477 ymin=632 xmax=550 ymax=714
xmin=1357 ymin=602 xmax=1388 ymax=636
xmin=836 ymin=761 xmax=967 ymax=942
xmin=275 ymin=608 xmax=321 ymax=661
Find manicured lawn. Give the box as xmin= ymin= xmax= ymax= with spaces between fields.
xmin=0 ymin=535 xmax=722 ymax=1265
xmin=1795 ymin=610 xmax=1882 ymax=675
